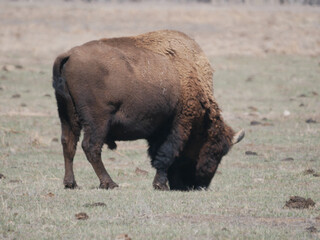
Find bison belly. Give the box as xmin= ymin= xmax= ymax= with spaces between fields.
xmin=107 ymin=99 xmax=176 ymax=141
xmin=102 ymin=49 xmax=180 ymax=142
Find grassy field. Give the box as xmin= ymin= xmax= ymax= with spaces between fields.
xmin=1 ymin=54 xmax=319 ymax=239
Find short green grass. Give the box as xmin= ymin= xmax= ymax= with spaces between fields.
xmin=1 ymin=55 xmax=320 ymax=239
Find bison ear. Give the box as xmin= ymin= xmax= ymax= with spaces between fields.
xmin=232 ymin=129 xmax=245 ymax=145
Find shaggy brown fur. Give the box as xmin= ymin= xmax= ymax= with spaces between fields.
xmin=53 ymin=30 xmax=243 ymax=191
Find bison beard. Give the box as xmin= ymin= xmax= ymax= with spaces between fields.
xmin=52 ymin=30 xmax=244 ymax=191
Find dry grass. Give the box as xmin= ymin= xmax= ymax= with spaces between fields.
xmin=1 ymin=55 xmax=319 ymax=239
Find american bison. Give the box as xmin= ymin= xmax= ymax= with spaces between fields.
xmin=53 ymin=30 xmax=244 ymax=191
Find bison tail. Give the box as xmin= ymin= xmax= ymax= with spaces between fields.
xmin=52 ymin=53 xmax=70 ymax=95
xmin=52 ymin=53 xmax=80 ymax=133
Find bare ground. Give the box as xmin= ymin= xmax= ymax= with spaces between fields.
xmin=0 ymin=1 xmax=319 ymax=67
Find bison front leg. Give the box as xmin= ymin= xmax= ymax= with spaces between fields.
xmin=61 ymin=122 xmax=80 ymax=189
xmin=82 ymin=127 xmax=118 ymax=190
xmin=150 ymin=142 xmax=175 ymax=190
xmin=150 ymin=121 xmax=191 ymax=191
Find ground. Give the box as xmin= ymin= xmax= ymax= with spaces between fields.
xmin=0 ymin=1 xmax=320 ymax=239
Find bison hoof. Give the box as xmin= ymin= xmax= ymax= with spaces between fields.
xmin=153 ymin=182 xmax=169 ymax=191
xmin=99 ymin=181 xmax=119 ymax=190
xmin=64 ymin=181 xmax=78 ymax=189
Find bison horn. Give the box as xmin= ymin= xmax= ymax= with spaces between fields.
xmin=232 ymin=129 xmax=245 ymax=145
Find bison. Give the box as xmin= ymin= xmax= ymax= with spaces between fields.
xmin=53 ymin=30 xmax=244 ymax=191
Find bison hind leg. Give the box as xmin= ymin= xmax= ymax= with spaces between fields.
xmin=80 ymin=115 xmax=119 ymax=190
xmin=82 ymin=131 xmax=119 ymax=190
xmin=61 ymin=122 xmax=80 ymax=189
xmin=55 ymin=91 xmax=81 ymax=189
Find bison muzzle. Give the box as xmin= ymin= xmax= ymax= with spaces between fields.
xmin=53 ymin=30 xmax=244 ymax=191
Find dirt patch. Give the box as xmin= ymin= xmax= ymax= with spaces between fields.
xmin=75 ymin=212 xmax=89 ymax=220
xmin=41 ymin=192 xmax=55 ymax=198
xmin=248 ymin=106 xmax=258 ymax=111
xmin=11 ymin=94 xmax=21 ymax=99
xmin=2 ymin=64 xmax=20 ymax=72
xmin=249 ymin=119 xmax=274 ymax=127
xmin=245 ymin=151 xmax=258 ymax=156
xmin=303 ymin=169 xmax=320 ymax=177
xmin=306 ymin=226 xmax=318 ymax=233
xmin=45 ymin=192 xmax=55 ymax=198
xmin=135 ymin=167 xmax=149 ymax=176
xmin=83 ymin=202 xmax=106 ymax=208
xmin=281 ymin=157 xmax=294 ymax=161
xmin=285 ymin=196 xmax=316 ymax=209
xmin=250 ymin=121 xmax=261 ymax=126
xmin=115 ymin=234 xmax=132 ymax=240
xmin=9 ymin=179 xmax=22 ymax=183
xmin=306 ymin=118 xmax=317 ymax=124
xmin=261 ymin=122 xmax=274 ymax=126
xmin=303 ymin=169 xmax=316 ymax=175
